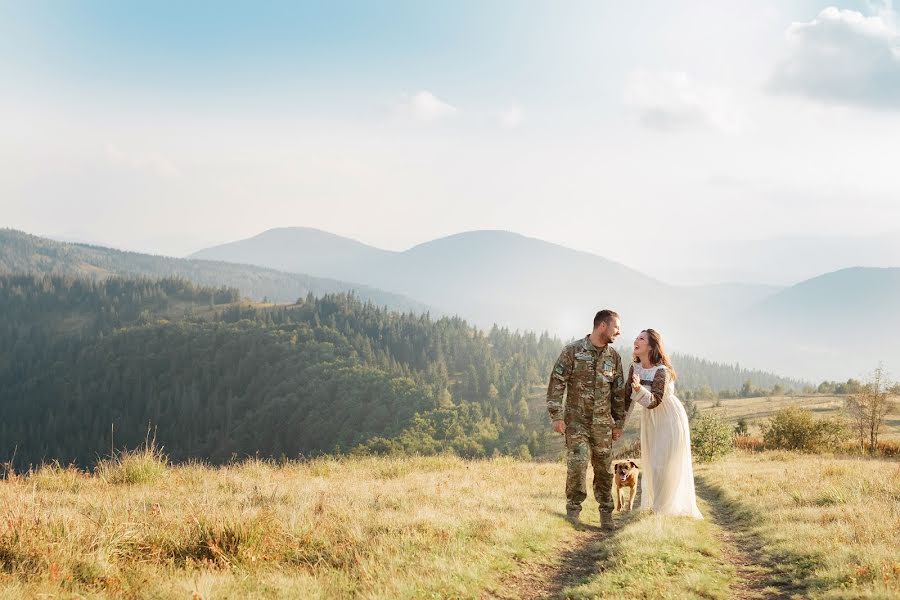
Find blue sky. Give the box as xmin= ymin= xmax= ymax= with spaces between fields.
xmin=5 ymin=3 xmax=577 ymax=104
xmin=1 ymin=1 xmax=899 ymax=283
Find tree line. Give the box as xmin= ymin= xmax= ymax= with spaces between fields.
xmin=0 ymin=275 xmax=561 ymax=466
xmin=1 ymin=274 xmax=814 ymax=467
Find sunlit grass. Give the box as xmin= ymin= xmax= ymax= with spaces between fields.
xmin=560 ymin=507 xmax=733 ymax=600
xmin=95 ymin=439 xmax=169 ymax=485
xmin=2 ymin=451 xmax=896 ymax=598
xmin=0 ymin=455 xmax=571 ymax=598
xmin=697 ymin=452 xmax=900 ymax=599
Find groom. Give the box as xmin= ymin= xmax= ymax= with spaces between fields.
xmin=547 ymin=309 xmax=627 ymax=530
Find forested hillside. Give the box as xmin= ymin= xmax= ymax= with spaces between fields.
xmin=0 ymin=275 xmax=559 ymax=467
xmin=1 ymin=274 xmax=805 ymax=467
xmin=667 ymin=352 xmax=805 ymax=396
xmin=0 ymin=228 xmax=427 ymax=312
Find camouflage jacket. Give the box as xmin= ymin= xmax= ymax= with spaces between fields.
xmin=546 ymin=335 xmax=627 ymax=429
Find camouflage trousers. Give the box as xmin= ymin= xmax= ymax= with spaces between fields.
xmin=564 ymin=420 xmax=614 ymax=513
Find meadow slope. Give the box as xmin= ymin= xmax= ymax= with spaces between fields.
xmin=1 ymin=452 xmax=897 ymax=599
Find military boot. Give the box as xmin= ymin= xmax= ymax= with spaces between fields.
xmin=599 ymin=509 xmax=615 ymax=532
xmin=565 ymin=508 xmax=580 ymax=523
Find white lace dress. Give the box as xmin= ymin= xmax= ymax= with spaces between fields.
xmin=631 ymin=364 xmax=703 ymax=519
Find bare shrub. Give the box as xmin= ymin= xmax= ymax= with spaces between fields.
xmin=846 ymin=365 xmax=897 ymax=454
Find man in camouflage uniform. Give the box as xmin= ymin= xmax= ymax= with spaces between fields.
xmin=547 ymin=309 xmax=627 ymax=530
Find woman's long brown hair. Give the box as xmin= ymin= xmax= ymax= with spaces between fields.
xmin=634 ymin=328 xmax=677 ymax=380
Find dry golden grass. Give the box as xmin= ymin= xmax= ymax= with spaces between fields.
xmin=3 ymin=451 xmax=897 ymax=599
xmin=697 ymin=452 xmax=900 ymax=599
xmin=0 ymin=456 xmax=571 ymax=599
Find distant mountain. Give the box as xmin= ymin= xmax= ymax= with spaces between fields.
xmin=678 ymin=282 xmax=782 ymax=315
xmin=727 ymin=268 xmax=900 ymax=379
xmin=189 ymin=227 xmax=784 ymax=356
xmin=192 ymin=228 xmax=685 ymax=338
xmin=636 ymin=232 xmax=900 ymax=286
xmin=191 ymin=227 xmax=393 ymax=278
xmin=0 ymin=229 xmax=428 ymax=313
xmin=750 ymin=267 xmax=900 ymax=322
xmin=194 ymin=227 xmax=899 ymax=380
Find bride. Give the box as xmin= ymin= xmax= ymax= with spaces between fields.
xmin=628 ymin=329 xmax=703 ymax=519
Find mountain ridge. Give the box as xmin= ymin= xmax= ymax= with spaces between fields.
xmin=0 ymin=228 xmax=429 ymax=314
xmin=187 ymin=226 xmax=900 ymax=380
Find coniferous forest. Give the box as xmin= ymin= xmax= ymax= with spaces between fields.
xmin=1 ymin=274 xmax=804 ymax=468
xmin=1 ymin=274 xmax=560 ymax=466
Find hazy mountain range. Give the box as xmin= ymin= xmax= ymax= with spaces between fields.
xmin=3 ymin=226 xmax=896 ymax=380
xmin=192 ymin=227 xmax=900 ymax=381
xmin=635 ymin=232 xmax=900 ymax=286
xmin=191 ymin=227 xmax=774 ymax=332
xmin=0 ymin=229 xmax=428 ymax=314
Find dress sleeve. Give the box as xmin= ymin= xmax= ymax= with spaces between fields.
xmin=647 ymin=367 xmax=668 ymax=409
xmin=630 ymin=366 xmax=668 ymax=409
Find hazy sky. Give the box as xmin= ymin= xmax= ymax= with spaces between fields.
xmin=2 ymin=1 xmax=899 ymax=280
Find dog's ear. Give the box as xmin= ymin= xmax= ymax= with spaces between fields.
xmin=629 ymin=461 xmax=638 ymax=469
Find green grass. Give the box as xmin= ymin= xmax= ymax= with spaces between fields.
xmin=560 ymin=506 xmax=733 ymax=599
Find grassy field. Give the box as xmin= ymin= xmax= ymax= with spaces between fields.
xmin=0 ymin=454 xmax=570 ymax=599
xmin=558 ymin=452 xmax=900 ymax=599
xmin=1 ymin=450 xmax=897 ymax=599
xmin=694 ymin=394 xmax=900 ymax=441
xmin=695 ymin=453 xmax=900 ymax=599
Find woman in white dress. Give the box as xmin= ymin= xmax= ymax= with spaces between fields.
xmin=628 ymin=329 xmax=703 ymax=519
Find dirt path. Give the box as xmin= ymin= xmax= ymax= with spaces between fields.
xmin=695 ymin=476 xmax=798 ymax=600
xmin=485 ymin=484 xmax=641 ymax=600
xmin=489 ymin=478 xmax=802 ymax=600
xmin=481 ymin=523 xmax=607 ymax=600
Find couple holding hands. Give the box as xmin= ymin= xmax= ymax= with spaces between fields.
xmin=547 ymin=309 xmax=703 ymax=531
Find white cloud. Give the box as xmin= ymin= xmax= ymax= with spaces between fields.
xmin=623 ymin=70 xmax=744 ymax=133
xmin=499 ymin=104 xmax=524 ymax=128
xmin=770 ymin=5 xmax=900 ymax=108
xmin=395 ymin=90 xmax=458 ymax=122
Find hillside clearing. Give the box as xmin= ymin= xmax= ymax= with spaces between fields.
xmin=696 ymin=394 xmax=900 ymax=441
xmin=0 ymin=453 xmax=897 ymax=598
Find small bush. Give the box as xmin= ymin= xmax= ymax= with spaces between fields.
xmin=733 ymin=434 xmax=763 ymax=453
xmin=760 ymin=407 xmax=847 ymax=452
xmin=96 ymin=440 xmax=168 ymax=485
xmin=691 ymin=413 xmax=733 ymax=462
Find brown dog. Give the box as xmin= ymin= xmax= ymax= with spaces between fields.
xmin=613 ymin=460 xmax=640 ymax=512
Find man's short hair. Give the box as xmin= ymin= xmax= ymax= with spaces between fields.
xmin=593 ymin=309 xmax=619 ymax=328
